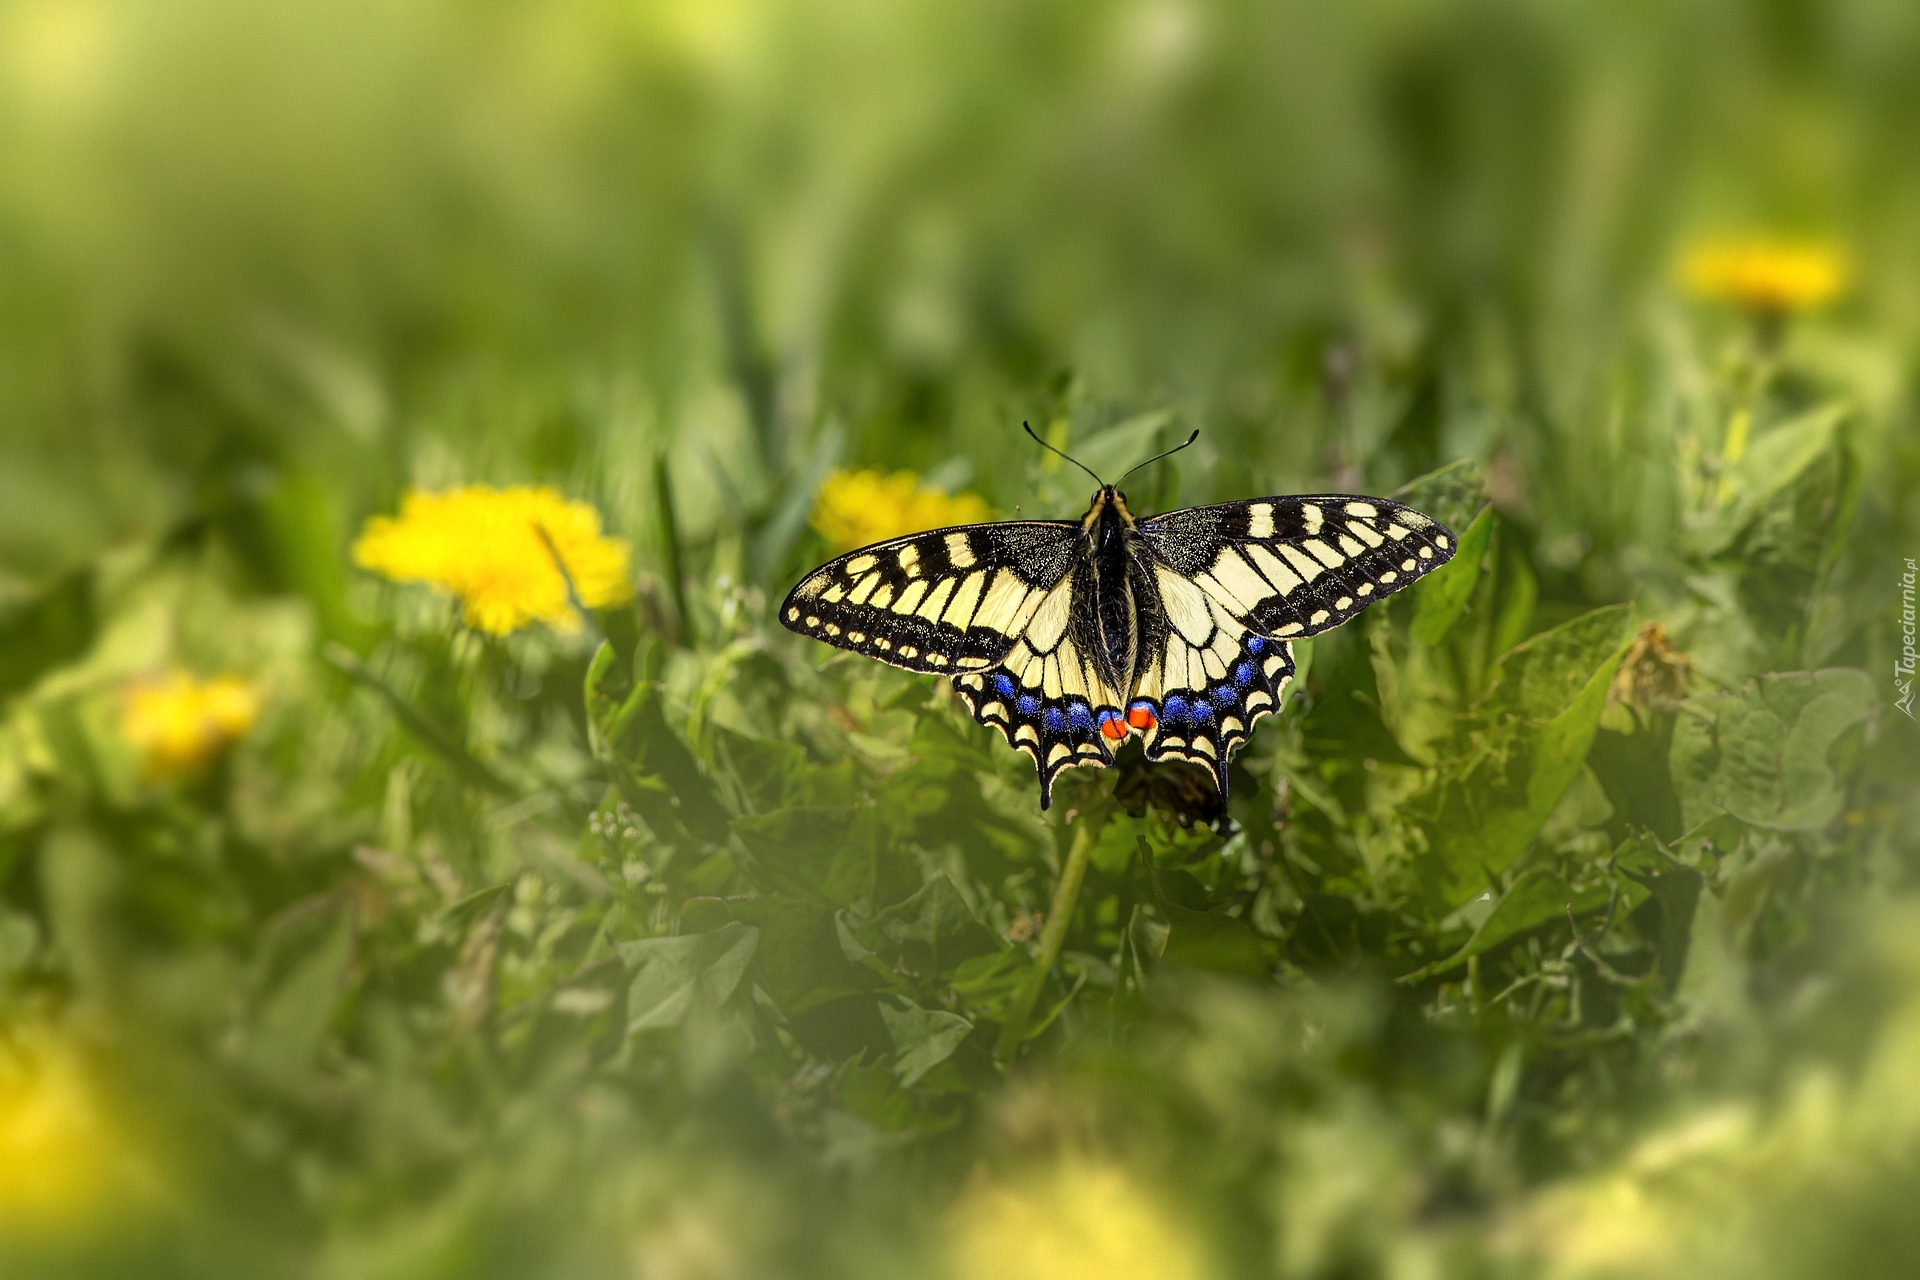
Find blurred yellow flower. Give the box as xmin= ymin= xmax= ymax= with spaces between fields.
xmin=947 ymin=1156 xmax=1208 ymax=1280
xmin=120 ymin=670 xmax=258 ymax=779
xmin=353 ymin=485 xmax=634 ymax=635
xmin=0 ymin=1026 xmax=127 ymax=1235
xmin=811 ymin=469 xmax=991 ymax=553
xmin=1680 ymin=236 xmax=1849 ymax=313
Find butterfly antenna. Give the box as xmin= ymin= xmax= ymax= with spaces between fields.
xmin=1118 ymin=429 xmax=1201 ymax=483
xmin=1023 ymin=421 xmax=1105 ymax=486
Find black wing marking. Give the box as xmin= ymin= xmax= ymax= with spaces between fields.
xmin=1137 ymin=495 xmax=1456 ymax=640
xmin=780 ymin=520 xmax=1079 ymax=674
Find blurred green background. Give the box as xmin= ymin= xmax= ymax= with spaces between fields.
xmin=1 ymin=0 xmax=1917 ymax=1276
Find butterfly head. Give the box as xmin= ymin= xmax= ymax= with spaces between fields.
xmin=1080 ymin=485 xmax=1140 ymax=543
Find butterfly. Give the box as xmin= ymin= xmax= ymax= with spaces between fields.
xmin=781 ymin=428 xmax=1457 ymax=808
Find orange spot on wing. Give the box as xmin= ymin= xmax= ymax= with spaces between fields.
xmin=1099 ymin=716 xmax=1129 ymax=741
xmin=1126 ymin=704 xmax=1158 ymax=731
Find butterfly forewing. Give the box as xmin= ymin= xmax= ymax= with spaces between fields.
xmin=780 ymin=520 xmax=1079 ymax=674
xmin=1138 ymin=495 xmax=1456 ymax=640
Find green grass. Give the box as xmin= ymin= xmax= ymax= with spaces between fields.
xmin=1 ymin=1 xmax=1918 ymax=1276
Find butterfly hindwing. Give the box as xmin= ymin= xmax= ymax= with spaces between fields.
xmin=1138 ymin=495 xmax=1456 ymax=640
xmin=1121 ymin=562 xmax=1297 ymax=792
xmin=781 ymin=521 xmax=1080 ymax=674
xmin=951 ymin=623 xmax=1129 ymax=808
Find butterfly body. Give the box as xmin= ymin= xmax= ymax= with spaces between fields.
xmin=783 ymin=482 xmax=1455 ymax=807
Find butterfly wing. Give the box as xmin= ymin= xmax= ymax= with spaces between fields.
xmin=949 ymin=553 xmax=1133 ymax=808
xmin=784 ymin=521 xmax=1131 ymax=808
xmin=1136 ymin=495 xmax=1457 ymax=639
xmin=781 ymin=520 xmax=1081 ymax=674
xmin=1127 ymin=495 xmax=1456 ymax=789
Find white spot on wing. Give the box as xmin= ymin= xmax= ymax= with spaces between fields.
xmin=845 ymin=554 xmax=877 ymax=575
xmin=1247 ymin=503 xmax=1274 ymax=538
xmin=945 ymin=532 xmax=976 ymax=568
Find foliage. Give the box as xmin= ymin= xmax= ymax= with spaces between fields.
xmin=1 ymin=1 xmax=1918 ymax=1277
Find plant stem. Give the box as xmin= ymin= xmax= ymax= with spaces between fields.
xmin=995 ymin=813 xmax=1105 ymax=1063
xmin=653 ymin=448 xmax=697 ymax=648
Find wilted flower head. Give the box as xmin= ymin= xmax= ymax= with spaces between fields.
xmin=810 ymin=469 xmax=991 ymax=552
xmin=1610 ymin=621 xmax=1693 ymax=713
xmin=947 ymin=1156 xmax=1208 ymax=1280
xmin=0 ymin=1025 xmax=132 ymax=1236
xmin=1680 ymin=236 xmax=1848 ymax=314
xmin=353 ymin=485 xmax=634 ymax=635
xmin=119 ymin=670 xmax=258 ymax=779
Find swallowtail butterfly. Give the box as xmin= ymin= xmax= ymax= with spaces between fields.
xmin=781 ymin=430 xmax=1457 ymax=808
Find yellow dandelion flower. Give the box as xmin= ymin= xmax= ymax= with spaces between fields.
xmin=947 ymin=1156 xmax=1209 ymax=1280
xmin=352 ymin=485 xmax=634 ymax=635
xmin=1680 ymin=236 xmax=1849 ymax=313
xmin=119 ymin=670 xmax=259 ymax=780
xmin=810 ymin=469 xmax=991 ymax=553
xmin=0 ymin=1025 xmax=131 ymax=1235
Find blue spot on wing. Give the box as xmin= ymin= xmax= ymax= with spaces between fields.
xmin=1163 ymin=695 xmax=1190 ymax=722
xmin=1016 ymin=694 xmax=1041 ymax=716
xmin=993 ymin=673 xmax=1017 ymax=697
xmin=1234 ymin=662 xmax=1254 ymax=686
xmin=1068 ymin=702 xmax=1095 ymax=731
xmin=1043 ymin=706 xmax=1067 ymax=732
xmin=1246 ymin=635 xmax=1265 ymax=654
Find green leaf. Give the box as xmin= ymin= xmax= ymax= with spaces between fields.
xmin=0 ymin=908 xmax=41 ymax=977
xmin=1686 ymin=403 xmax=1844 ymax=558
xmin=1612 ymin=833 xmax=1704 ymax=990
xmin=706 ymin=895 xmax=881 ymax=1015
xmin=1670 ymin=669 xmax=1876 ymax=831
xmin=1410 ymin=504 xmax=1492 ymax=645
xmin=1408 ymin=605 xmax=1635 ymax=911
xmin=1390 ymin=458 xmax=1491 ymax=534
xmin=1407 ymin=867 xmax=1614 ymax=981
xmin=249 ymin=898 xmax=355 ymax=1075
xmin=879 ymin=999 xmax=974 ymax=1086
xmin=0 ymin=567 xmax=95 ymax=703
xmin=732 ymin=806 xmax=883 ymax=906
xmin=585 ymin=641 xmax=731 ymax=843
xmin=858 ymin=874 xmax=1004 ymax=977
xmin=440 ymin=881 xmax=512 ymax=929
xmin=616 ymin=922 xmax=759 ymax=1031
xmin=1147 ymin=860 xmax=1269 ymax=978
